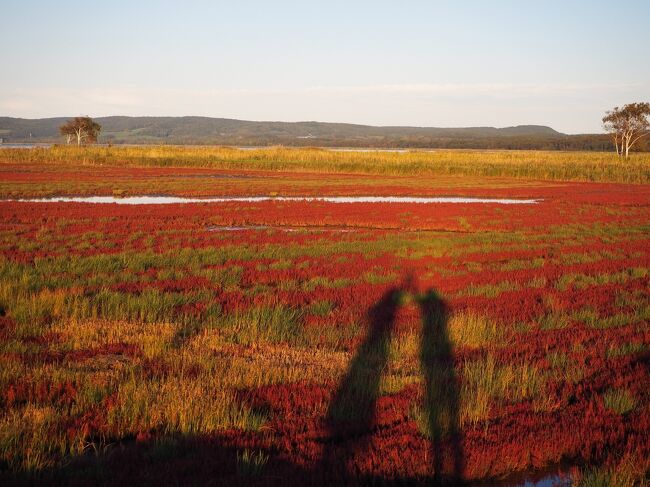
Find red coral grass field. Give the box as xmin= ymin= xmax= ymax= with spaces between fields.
xmin=0 ymin=155 xmax=648 ymax=486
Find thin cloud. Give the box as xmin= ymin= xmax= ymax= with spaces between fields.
xmin=304 ymin=82 xmax=647 ymax=96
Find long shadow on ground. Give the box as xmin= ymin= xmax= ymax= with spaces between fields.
xmin=3 ymin=280 xmax=469 ymax=486
xmin=319 ymin=277 xmax=464 ymax=484
xmin=320 ymin=284 xmax=403 ymax=481
xmin=419 ymin=289 xmax=464 ymax=483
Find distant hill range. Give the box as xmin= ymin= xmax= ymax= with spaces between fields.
xmin=0 ymin=116 xmax=616 ymax=150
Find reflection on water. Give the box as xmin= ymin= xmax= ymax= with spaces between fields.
xmin=11 ymin=195 xmax=540 ymax=205
xmin=494 ymin=465 xmax=574 ymax=487
xmin=0 ymin=143 xmax=52 ymax=149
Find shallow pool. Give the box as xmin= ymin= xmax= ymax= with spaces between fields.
xmin=12 ymin=195 xmax=540 ymax=205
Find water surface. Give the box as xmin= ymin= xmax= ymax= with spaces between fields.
xmin=12 ymin=195 xmax=540 ymax=205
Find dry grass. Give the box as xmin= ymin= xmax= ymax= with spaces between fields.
xmin=461 ymin=354 xmax=544 ymax=426
xmin=448 ymin=311 xmax=505 ymax=348
xmin=1 ymin=145 xmax=649 ymax=183
xmin=575 ymin=454 xmax=650 ymax=486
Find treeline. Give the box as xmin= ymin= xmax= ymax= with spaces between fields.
xmin=97 ymin=134 xmax=620 ymax=151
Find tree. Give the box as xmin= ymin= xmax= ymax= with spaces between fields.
xmin=602 ymin=102 xmax=650 ymax=158
xmin=59 ymin=116 xmax=101 ymax=146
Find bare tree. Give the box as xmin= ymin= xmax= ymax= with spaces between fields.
xmin=603 ymin=103 xmax=650 ymax=158
xmin=59 ymin=116 xmax=101 ymax=146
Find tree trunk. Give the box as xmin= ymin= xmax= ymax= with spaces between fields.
xmin=629 ymin=133 xmax=649 ymax=156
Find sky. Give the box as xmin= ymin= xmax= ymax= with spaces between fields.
xmin=1 ymin=1 xmax=649 ymax=133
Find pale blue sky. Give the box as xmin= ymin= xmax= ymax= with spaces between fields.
xmin=1 ymin=0 xmax=649 ymax=133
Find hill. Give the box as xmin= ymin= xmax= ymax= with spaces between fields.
xmin=0 ymin=116 xmax=614 ymax=150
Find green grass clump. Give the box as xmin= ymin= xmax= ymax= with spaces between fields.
xmin=606 ymin=342 xmax=646 ymax=358
xmin=602 ymin=388 xmax=636 ymax=415
xmin=448 ymin=312 xmax=505 ymax=348
xmin=575 ymin=456 xmax=647 ymax=487
xmin=224 ymin=305 xmax=303 ymax=345
xmin=236 ymin=449 xmax=269 ymax=477
xmin=460 ymin=355 xmax=544 ymax=426
xmin=538 ymin=313 xmax=570 ymax=330
xmin=571 ymin=307 xmax=645 ymax=329
xmin=108 ymin=373 xmax=266 ymax=436
xmin=458 ymin=280 xmax=519 ymax=298
xmin=555 ymin=268 xmax=649 ymax=291
xmin=546 ymin=350 xmax=569 ymax=368
xmin=309 ymin=300 xmax=334 ymax=317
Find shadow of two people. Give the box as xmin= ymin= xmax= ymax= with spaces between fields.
xmin=323 ymin=275 xmax=463 ymax=484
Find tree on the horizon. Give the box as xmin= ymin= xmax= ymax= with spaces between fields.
xmin=59 ymin=116 xmax=101 ymax=146
xmin=602 ymin=102 xmax=650 ymax=158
